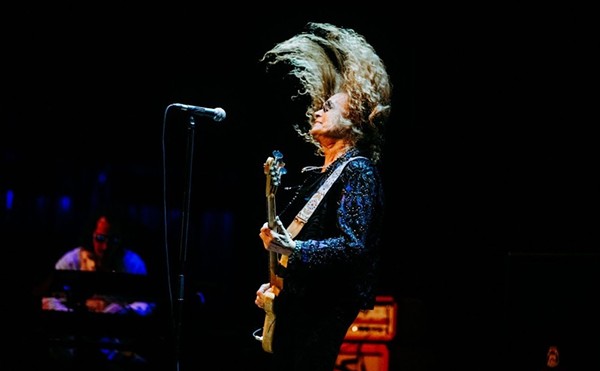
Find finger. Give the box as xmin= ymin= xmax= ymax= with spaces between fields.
xmin=276 ymin=217 xmax=285 ymax=228
xmin=255 ymin=295 xmax=264 ymax=307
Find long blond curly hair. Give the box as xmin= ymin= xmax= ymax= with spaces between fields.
xmin=261 ymin=22 xmax=392 ymax=163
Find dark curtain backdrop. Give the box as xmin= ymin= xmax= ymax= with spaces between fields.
xmin=2 ymin=6 xmax=596 ymax=371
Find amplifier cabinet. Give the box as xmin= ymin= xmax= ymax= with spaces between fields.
xmin=344 ymin=295 xmax=397 ymax=342
xmin=334 ymin=342 xmax=389 ymax=371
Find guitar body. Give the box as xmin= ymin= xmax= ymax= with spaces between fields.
xmin=260 ymin=151 xmax=286 ymax=353
xmin=261 ymin=288 xmax=276 ymax=353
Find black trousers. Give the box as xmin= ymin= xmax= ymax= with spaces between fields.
xmin=270 ymin=295 xmax=360 ymax=371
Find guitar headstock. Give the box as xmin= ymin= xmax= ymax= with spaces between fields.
xmin=264 ymin=150 xmax=286 ymax=197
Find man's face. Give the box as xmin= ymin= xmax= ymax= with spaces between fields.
xmin=92 ymin=216 xmax=114 ymax=258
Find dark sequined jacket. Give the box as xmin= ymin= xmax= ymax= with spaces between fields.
xmin=277 ymin=148 xmax=384 ymax=311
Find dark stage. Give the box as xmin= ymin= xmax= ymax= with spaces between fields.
xmin=2 ymin=6 xmax=596 ymax=371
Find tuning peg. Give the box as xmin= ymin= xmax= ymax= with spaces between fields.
xmin=272 ymin=150 xmax=283 ymax=160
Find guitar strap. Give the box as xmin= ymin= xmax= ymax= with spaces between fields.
xmin=280 ymin=156 xmax=366 ymax=267
xmin=256 ymin=155 xmax=366 ymax=353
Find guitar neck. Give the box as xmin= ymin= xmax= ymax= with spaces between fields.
xmin=266 ymin=195 xmax=283 ymax=290
xmin=267 ymin=195 xmax=276 ymax=229
xmin=264 ymin=151 xmax=285 ymax=292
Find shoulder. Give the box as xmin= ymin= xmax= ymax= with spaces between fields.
xmin=55 ymin=247 xmax=83 ymax=269
xmin=121 ymin=249 xmax=148 ymax=274
xmin=341 ymin=156 xmax=383 ymax=197
xmin=344 ymin=156 xmax=379 ymax=178
xmin=60 ymin=247 xmax=83 ymax=259
xmin=346 ymin=156 xmax=374 ymax=169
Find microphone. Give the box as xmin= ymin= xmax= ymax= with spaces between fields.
xmin=172 ymin=103 xmax=226 ymax=122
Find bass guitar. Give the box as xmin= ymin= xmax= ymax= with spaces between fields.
xmin=259 ymin=150 xmax=286 ymax=353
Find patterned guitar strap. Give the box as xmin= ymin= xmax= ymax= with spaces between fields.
xmin=280 ymin=156 xmax=366 ymax=267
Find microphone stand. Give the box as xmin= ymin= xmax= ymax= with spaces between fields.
xmin=174 ymin=115 xmax=196 ymax=370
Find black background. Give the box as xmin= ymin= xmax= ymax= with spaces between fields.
xmin=2 ymin=5 xmax=597 ymax=371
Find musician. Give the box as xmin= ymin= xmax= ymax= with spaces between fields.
xmin=254 ymin=22 xmax=391 ymax=371
xmin=43 ymin=214 xmax=152 ymax=315
xmin=42 ymin=213 xmax=154 ymax=365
